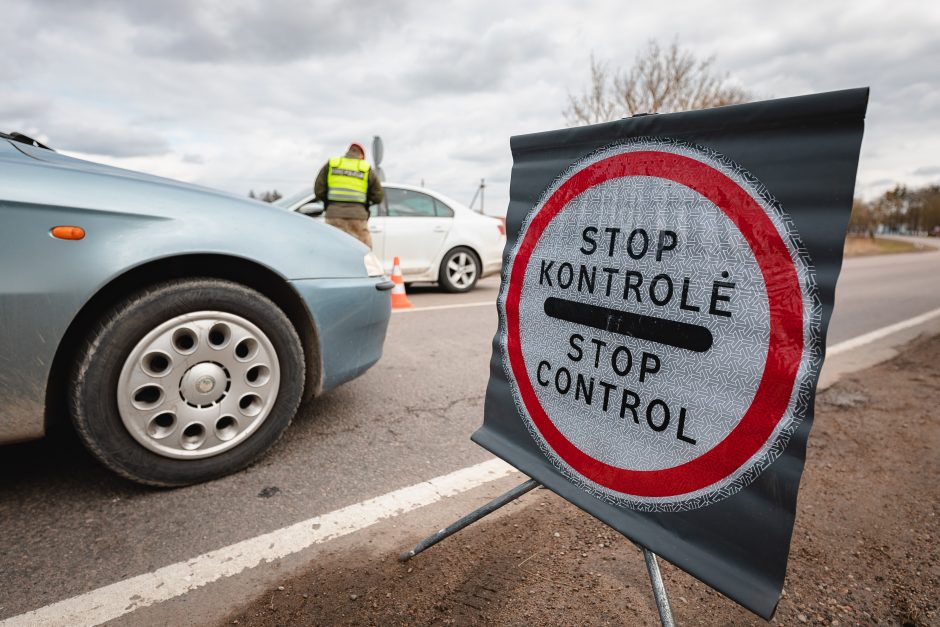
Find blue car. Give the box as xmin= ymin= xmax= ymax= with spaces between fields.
xmin=0 ymin=132 xmax=392 ymax=486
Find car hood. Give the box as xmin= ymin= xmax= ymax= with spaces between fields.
xmin=11 ymin=140 xmax=255 ymax=205
xmin=2 ymin=139 xmax=372 ymax=281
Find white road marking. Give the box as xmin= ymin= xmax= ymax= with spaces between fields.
xmin=6 ymin=307 xmax=940 ymax=627
xmin=827 ymin=306 xmax=940 ymax=356
xmin=0 ymin=459 xmax=518 ymax=627
xmin=393 ymin=301 xmax=492 ymax=314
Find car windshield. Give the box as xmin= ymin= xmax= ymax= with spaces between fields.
xmin=273 ymin=188 xmax=312 ymax=209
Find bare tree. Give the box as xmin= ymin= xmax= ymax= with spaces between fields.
xmin=851 ymin=184 xmax=940 ymax=235
xmin=564 ymin=40 xmax=751 ymax=125
xmin=248 ymin=189 xmax=282 ymax=203
xmin=848 ymin=197 xmax=876 ymax=236
xmin=564 ymin=54 xmax=619 ymax=125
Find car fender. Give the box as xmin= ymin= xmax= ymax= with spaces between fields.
xmin=0 ymin=152 xmax=372 ymax=443
xmin=435 ymin=214 xmax=497 ymax=270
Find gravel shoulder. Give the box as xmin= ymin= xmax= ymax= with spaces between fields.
xmin=223 ymin=334 xmax=940 ymax=626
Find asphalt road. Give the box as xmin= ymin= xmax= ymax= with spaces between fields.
xmin=829 ymin=237 xmax=940 ymax=343
xmin=1 ymin=238 xmax=939 ymax=621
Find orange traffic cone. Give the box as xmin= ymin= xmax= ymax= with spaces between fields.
xmin=390 ymin=256 xmax=413 ymax=309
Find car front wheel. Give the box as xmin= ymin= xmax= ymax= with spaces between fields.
xmin=69 ymin=278 xmax=305 ymax=486
xmin=439 ymin=247 xmax=480 ymax=293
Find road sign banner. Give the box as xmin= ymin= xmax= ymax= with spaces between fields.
xmin=474 ymin=88 xmax=868 ymax=618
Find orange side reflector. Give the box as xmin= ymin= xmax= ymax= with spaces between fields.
xmin=51 ymin=226 xmax=86 ymax=240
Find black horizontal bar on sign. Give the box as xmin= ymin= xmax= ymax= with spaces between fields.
xmin=542 ymin=296 xmax=713 ymax=353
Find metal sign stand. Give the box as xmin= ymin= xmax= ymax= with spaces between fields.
xmin=400 ymin=478 xmax=676 ymax=627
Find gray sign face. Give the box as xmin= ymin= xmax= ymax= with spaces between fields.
xmin=500 ymin=139 xmax=820 ymax=511
xmin=476 ymin=88 xmax=867 ymax=618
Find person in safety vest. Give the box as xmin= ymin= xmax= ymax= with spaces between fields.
xmin=314 ymin=142 xmax=384 ymax=248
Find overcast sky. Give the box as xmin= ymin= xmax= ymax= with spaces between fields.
xmin=3 ymin=0 xmax=938 ymax=214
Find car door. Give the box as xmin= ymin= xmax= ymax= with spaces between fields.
xmin=380 ymin=188 xmax=453 ymax=275
xmin=364 ymin=203 xmax=385 ymax=261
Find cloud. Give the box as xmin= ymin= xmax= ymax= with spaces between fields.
xmin=0 ymin=94 xmax=52 ymax=123
xmin=4 ymin=0 xmax=939 ymax=210
xmin=4 ymin=0 xmax=418 ymax=73
xmin=453 ymin=146 xmax=500 ymax=164
xmin=389 ymin=21 xmax=553 ymax=98
xmin=51 ymin=125 xmax=172 ymax=158
xmin=124 ymin=0 xmax=417 ymax=64
xmin=913 ymin=166 xmax=940 ymax=176
xmin=0 ymin=90 xmax=172 ymax=158
xmin=861 ymin=178 xmax=896 ymax=188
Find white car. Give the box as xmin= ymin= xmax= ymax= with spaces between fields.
xmin=277 ymin=183 xmax=506 ymax=292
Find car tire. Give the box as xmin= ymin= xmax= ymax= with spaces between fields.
xmin=69 ymin=278 xmax=305 ymax=487
xmin=438 ymin=247 xmax=480 ymax=293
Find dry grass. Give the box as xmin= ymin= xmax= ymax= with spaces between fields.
xmin=843 ymin=235 xmax=923 ymax=257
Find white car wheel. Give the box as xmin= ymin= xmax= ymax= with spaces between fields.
xmin=439 ymin=247 xmax=480 ymax=293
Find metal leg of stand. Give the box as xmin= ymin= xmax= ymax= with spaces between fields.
xmin=399 ymin=478 xmax=540 ymax=562
xmin=642 ymin=548 xmax=676 ymax=627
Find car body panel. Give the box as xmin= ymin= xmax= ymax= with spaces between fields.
xmin=289 ymin=278 xmax=390 ymax=391
xmin=379 ymin=215 xmax=453 ymax=275
xmin=0 ymin=138 xmax=390 ymax=444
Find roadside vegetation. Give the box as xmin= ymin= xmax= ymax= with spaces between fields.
xmin=850 ymin=185 xmax=940 ymax=238
xmin=844 ymin=235 xmax=925 ymax=257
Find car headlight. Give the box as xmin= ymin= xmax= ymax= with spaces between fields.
xmin=363 ymin=252 xmax=385 ymax=277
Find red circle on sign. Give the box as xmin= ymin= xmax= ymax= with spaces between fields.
xmin=505 ymin=150 xmax=804 ymax=498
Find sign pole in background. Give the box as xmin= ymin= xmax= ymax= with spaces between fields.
xmin=470 ymin=88 xmax=867 ymax=618
xmin=372 ymin=135 xmax=385 ymax=181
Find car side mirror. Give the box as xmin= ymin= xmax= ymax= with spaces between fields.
xmin=299 ymin=202 xmax=324 ymax=217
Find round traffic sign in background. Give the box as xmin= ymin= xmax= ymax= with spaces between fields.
xmin=500 ymin=139 xmax=820 ymax=511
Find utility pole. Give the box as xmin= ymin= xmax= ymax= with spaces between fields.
xmin=469 ymin=178 xmax=486 ymax=214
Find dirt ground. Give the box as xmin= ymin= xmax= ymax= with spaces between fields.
xmin=223 ymin=334 xmax=939 ymax=626
xmin=843 ymin=236 xmax=925 ymax=257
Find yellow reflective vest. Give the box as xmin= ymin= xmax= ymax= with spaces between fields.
xmin=326 ymin=157 xmax=370 ymax=205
